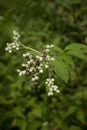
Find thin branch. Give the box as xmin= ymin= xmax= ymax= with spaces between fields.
xmin=20 ymin=43 xmax=40 ymax=54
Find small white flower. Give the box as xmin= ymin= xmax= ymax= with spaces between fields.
xmin=45 ymin=64 xmax=49 ymax=69
xmin=37 ymin=66 xmax=42 ymax=70
xmin=21 ymin=64 xmax=27 ymax=67
xmin=51 ymin=78 xmax=55 ymax=82
xmin=45 ymin=78 xmax=60 ymax=96
xmin=39 ymin=69 xmax=43 ymax=73
xmin=56 ymin=90 xmax=60 ymax=93
xmin=5 ymin=48 xmax=8 ymax=51
xmin=22 ymin=70 xmax=26 ymax=74
xmin=35 ymin=76 xmax=39 ymax=80
xmin=29 ymin=67 xmax=34 ymax=72
xmin=13 ymin=30 xmax=20 ymax=39
xmin=26 ymin=52 xmax=30 ymax=56
xmin=49 ymin=88 xmax=53 ymax=91
xmin=46 ymin=44 xmax=54 ymax=49
xmin=31 ymin=76 xmax=39 ymax=81
xmin=11 ymin=42 xmax=15 ymax=45
xmin=46 ymin=55 xmax=51 ymax=61
xmin=27 ymin=61 xmax=31 ymax=64
xmin=39 ymin=57 xmax=43 ymax=61
xmin=40 ymin=63 xmax=43 ymax=67
xmin=45 ymin=49 xmax=50 ymax=52
xmin=9 ymin=50 xmax=12 ymax=53
xmin=46 ymin=45 xmax=50 ymax=48
xmin=31 ymin=77 xmax=36 ymax=81
xmin=16 ymin=47 xmax=19 ymax=50
xmin=48 ymin=91 xmax=53 ymax=96
xmin=17 ymin=69 xmax=20 ymax=72
xmin=22 ymin=53 xmax=26 ymax=58
xmin=53 ymin=85 xmax=58 ymax=91
xmin=30 ymin=59 xmax=34 ymax=63
xmin=50 ymin=44 xmax=54 ymax=48
xmin=51 ymin=57 xmax=55 ymax=61
xmin=19 ymin=71 xmax=22 ymax=76
xmin=5 ymin=31 xmax=21 ymax=53
xmin=45 ymin=81 xmax=48 ymax=85
xmin=36 ymin=55 xmax=40 ymax=59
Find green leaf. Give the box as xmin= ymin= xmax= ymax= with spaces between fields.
xmin=12 ymin=106 xmax=25 ymax=119
xmin=51 ymin=54 xmax=75 ymax=83
xmin=64 ymin=106 xmax=78 ymax=117
xmin=28 ymin=120 xmax=42 ymax=130
xmin=62 ymin=55 xmax=76 ymax=81
xmin=72 ymin=91 xmax=83 ymax=99
xmin=65 ymin=43 xmax=87 ymax=60
xmin=51 ymin=55 xmax=70 ymax=83
xmin=61 ymin=55 xmax=75 ymax=77
xmin=11 ymin=119 xmax=26 ymax=130
xmin=57 ymin=0 xmax=81 ymax=6
xmin=69 ymin=125 xmax=81 ymax=130
xmin=53 ymin=46 xmax=63 ymax=53
xmin=76 ymin=110 xmax=86 ymax=124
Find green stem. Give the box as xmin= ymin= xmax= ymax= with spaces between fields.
xmin=20 ymin=43 xmax=40 ymax=54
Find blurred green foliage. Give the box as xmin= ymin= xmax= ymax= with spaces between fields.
xmin=0 ymin=0 xmax=87 ymax=130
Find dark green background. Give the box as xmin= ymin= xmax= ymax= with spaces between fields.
xmin=0 ymin=0 xmax=87 ymax=130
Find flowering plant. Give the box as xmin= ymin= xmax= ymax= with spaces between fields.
xmin=5 ymin=31 xmax=60 ymax=96
xmin=5 ymin=31 xmax=87 ymax=96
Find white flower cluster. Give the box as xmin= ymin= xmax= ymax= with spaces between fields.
xmin=45 ymin=78 xmax=60 ymax=96
xmin=16 ymin=45 xmax=60 ymax=96
xmin=17 ymin=47 xmax=54 ymax=80
xmin=5 ymin=31 xmax=20 ymax=53
xmin=5 ymin=31 xmax=60 ymax=96
xmin=46 ymin=44 xmax=54 ymax=49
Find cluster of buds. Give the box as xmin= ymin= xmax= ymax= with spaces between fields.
xmin=17 ymin=49 xmax=54 ymax=81
xmin=5 ymin=31 xmax=20 ymax=53
xmin=17 ymin=52 xmax=44 ymax=79
xmin=5 ymin=31 xmax=60 ymax=96
xmin=45 ymin=78 xmax=60 ymax=96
